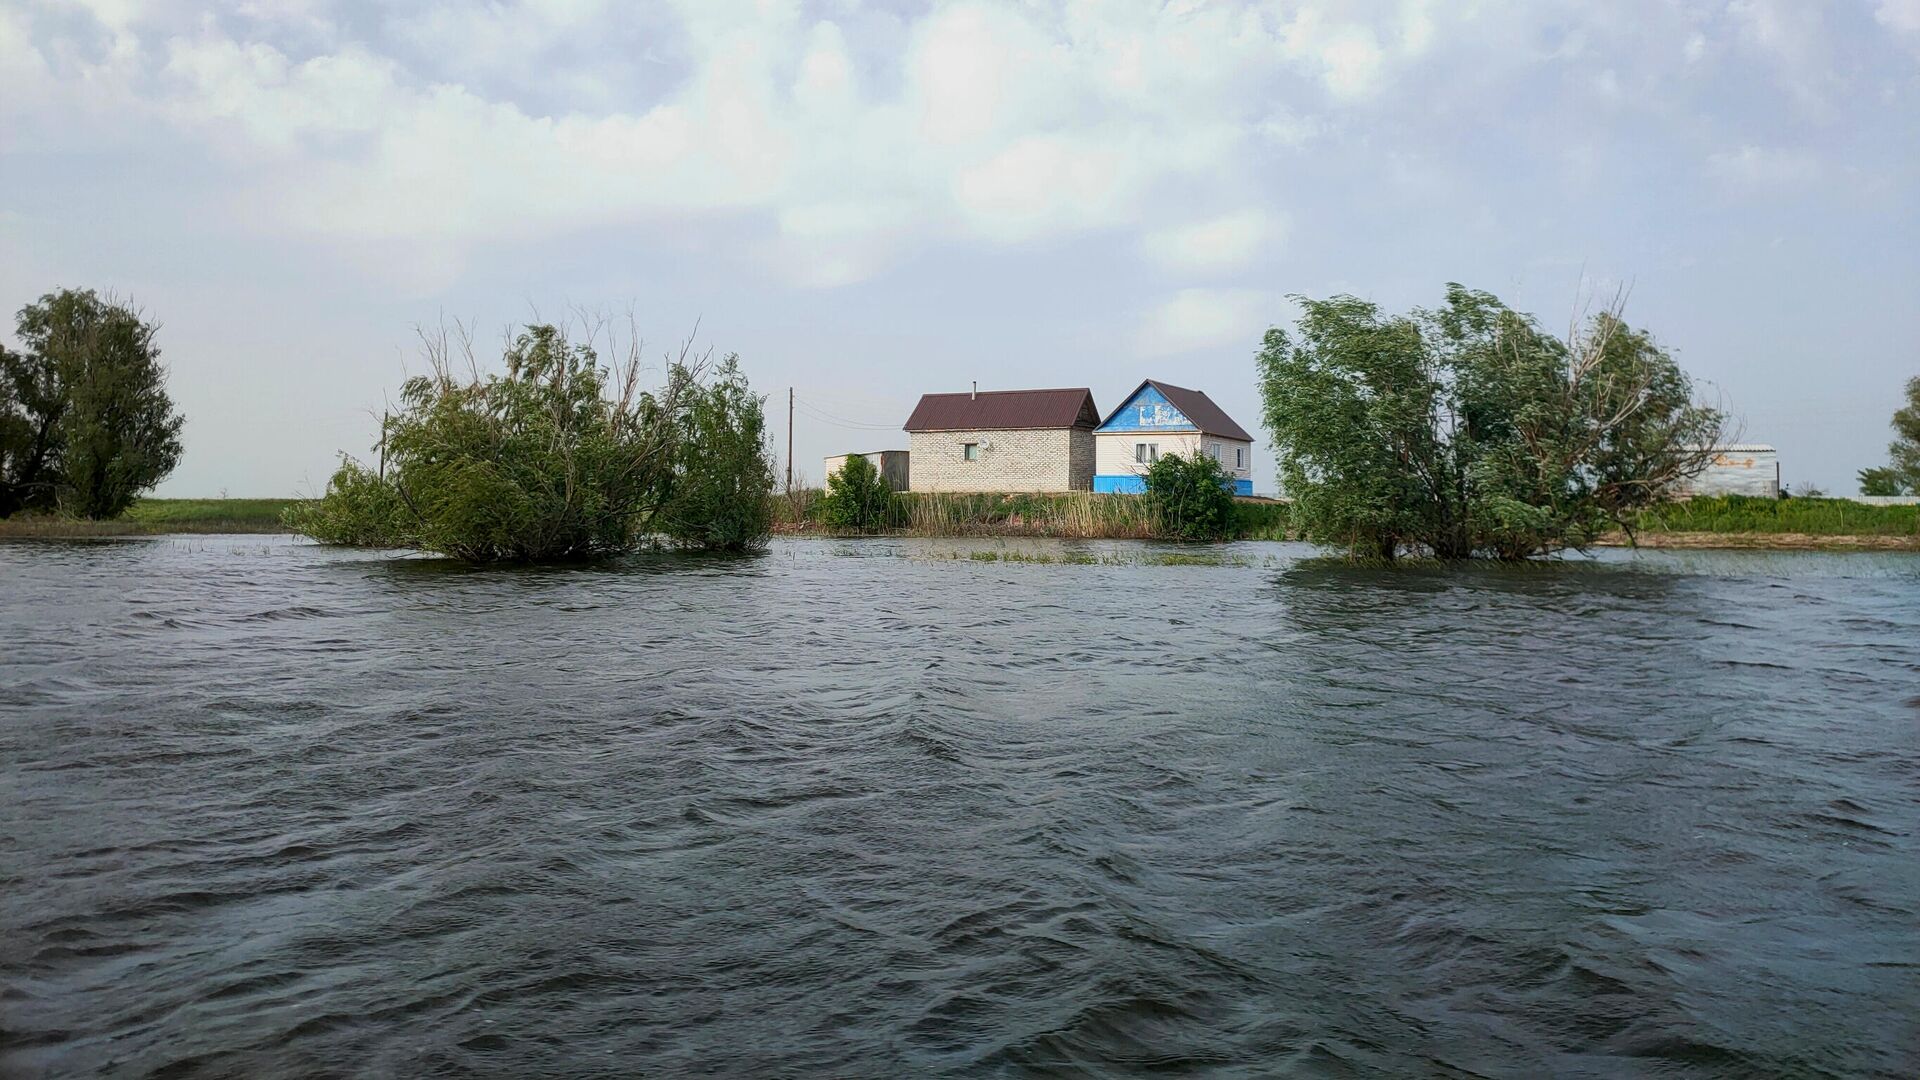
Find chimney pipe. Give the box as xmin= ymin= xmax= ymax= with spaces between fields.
xmin=972 ymin=380 xmax=977 ymax=400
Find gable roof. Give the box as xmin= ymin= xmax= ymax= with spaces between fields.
xmin=903 ymin=387 xmax=1100 ymax=432
xmin=1098 ymin=379 xmax=1254 ymax=442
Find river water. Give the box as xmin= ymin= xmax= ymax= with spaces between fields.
xmin=2 ymin=535 xmax=1916 ymax=1078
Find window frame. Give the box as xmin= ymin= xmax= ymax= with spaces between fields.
xmin=963 ymin=442 xmax=979 ymax=462
xmin=1135 ymin=442 xmax=1158 ymax=464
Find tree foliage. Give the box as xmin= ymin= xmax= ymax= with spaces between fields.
xmin=0 ymin=289 xmax=184 ymax=518
xmin=819 ymin=453 xmax=899 ymax=531
xmin=288 ymin=322 xmax=774 ymax=561
xmin=1143 ymin=451 xmax=1237 ymax=541
xmin=657 ymin=354 xmax=776 ymax=551
xmin=1258 ymin=285 xmax=1723 ymax=560
xmin=1858 ymin=376 xmax=1920 ymax=495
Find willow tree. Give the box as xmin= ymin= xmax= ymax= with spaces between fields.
xmin=289 ymin=320 xmax=775 ymax=561
xmin=1258 ymin=285 xmax=1722 ymax=560
xmin=1857 ymin=376 xmax=1920 ymax=496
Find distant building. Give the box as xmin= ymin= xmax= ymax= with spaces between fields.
xmin=902 ymin=387 xmax=1100 ymax=492
xmin=822 ymin=450 xmax=910 ymax=491
xmin=1093 ymin=380 xmax=1255 ymax=495
xmin=1679 ymin=444 xmax=1780 ymax=498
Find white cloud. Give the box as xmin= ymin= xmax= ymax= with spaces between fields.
xmin=1138 ymin=288 xmax=1273 ymax=356
xmin=1141 ymin=210 xmax=1286 ymax=274
xmin=0 ymin=0 xmax=1888 ymax=290
xmin=1707 ymin=144 xmax=1822 ymax=189
xmin=1877 ymin=0 xmax=1920 ymax=36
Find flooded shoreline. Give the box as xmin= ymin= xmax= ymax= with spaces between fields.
xmin=4 ymin=536 xmax=1917 ymax=1077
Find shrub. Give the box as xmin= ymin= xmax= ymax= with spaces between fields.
xmin=820 ymin=453 xmax=899 ymax=531
xmin=284 ymin=459 xmax=409 ymax=546
xmin=292 ymin=322 xmax=772 ymax=561
xmin=1144 ymin=452 xmax=1237 ymax=541
xmin=658 ymin=355 xmax=776 ymax=551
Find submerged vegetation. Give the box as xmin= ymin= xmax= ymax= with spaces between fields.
xmin=772 ymin=489 xmax=1290 ymax=541
xmin=1260 ymin=285 xmax=1723 ymax=561
xmin=287 ymin=321 xmax=775 ymax=561
xmin=1142 ymin=452 xmax=1238 ymax=541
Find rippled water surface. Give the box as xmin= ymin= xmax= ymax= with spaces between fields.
xmin=3 ymin=535 xmax=1918 ymax=1078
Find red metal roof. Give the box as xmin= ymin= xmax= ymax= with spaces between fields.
xmin=1100 ymin=379 xmax=1254 ymax=442
xmin=903 ymin=388 xmax=1100 ymax=432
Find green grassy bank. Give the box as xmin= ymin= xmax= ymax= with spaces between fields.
xmin=773 ymin=490 xmax=1292 ymax=541
xmin=1630 ymin=495 xmax=1919 ymax=537
xmin=3 ymin=493 xmax=1914 ymax=550
xmin=0 ymin=498 xmax=297 ymax=537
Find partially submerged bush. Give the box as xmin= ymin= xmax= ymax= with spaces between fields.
xmin=819 ymin=454 xmax=899 ymax=531
xmin=1259 ymin=285 xmax=1724 ymax=560
xmin=1143 ymin=452 xmax=1237 ymax=541
xmin=658 ymin=355 xmax=775 ymax=551
xmin=284 ymin=460 xmax=407 ymax=546
xmin=295 ymin=322 xmax=774 ymax=561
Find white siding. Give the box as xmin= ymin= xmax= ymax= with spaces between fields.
xmin=1094 ymin=431 xmax=1251 ymax=484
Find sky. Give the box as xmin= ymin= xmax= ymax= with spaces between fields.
xmin=2 ymin=0 xmax=1916 ymax=497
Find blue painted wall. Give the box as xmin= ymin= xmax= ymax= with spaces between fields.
xmin=1094 ymin=474 xmax=1253 ymax=496
xmin=1094 ymin=385 xmax=1196 ymax=433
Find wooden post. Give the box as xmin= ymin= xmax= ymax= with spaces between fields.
xmin=786 ymin=387 xmax=794 ymax=493
xmin=378 ymin=411 xmax=389 ymax=481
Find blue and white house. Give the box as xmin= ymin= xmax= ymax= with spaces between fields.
xmin=1092 ymin=380 xmax=1255 ymax=495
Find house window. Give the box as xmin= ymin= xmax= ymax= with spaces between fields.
xmin=1208 ymin=441 xmax=1222 ymax=461
xmin=1135 ymin=442 xmax=1158 ymax=463
xmin=963 ymin=442 xmax=979 ymax=461
xmin=1235 ymin=447 xmax=1245 ymax=469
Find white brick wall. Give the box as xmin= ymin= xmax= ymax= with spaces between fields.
xmin=1094 ymin=432 xmax=1251 ymax=483
xmin=908 ymin=428 xmax=1093 ymax=492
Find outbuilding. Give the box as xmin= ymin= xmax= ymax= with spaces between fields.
xmin=1093 ymin=380 xmax=1255 ymax=495
xmin=902 ymin=387 xmax=1100 ymax=492
xmin=822 ymin=450 xmax=910 ymax=491
xmin=1679 ymin=444 xmax=1780 ymax=498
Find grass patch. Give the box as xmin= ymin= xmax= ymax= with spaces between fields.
xmin=1633 ymin=495 xmax=1918 ymax=537
xmin=772 ymin=489 xmax=1292 ymax=541
xmin=1 ymin=498 xmax=300 ymax=537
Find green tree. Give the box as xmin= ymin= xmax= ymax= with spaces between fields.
xmin=0 ymin=289 xmax=184 ymax=518
xmin=291 ymin=323 xmax=770 ymax=561
xmin=1143 ymin=451 xmax=1237 ymax=541
xmin=1858 ymin=467 xmax=1905 ymax=497
xmin=819 ymin=452 xmax=898 ymax=531
xmin=658 ymin=354 xmax=776 ymax=551
xmin=1858 ymin=376 xmax=1920 ymax=495
xmin=1259 ymin=285 xmax=1721 ymax=560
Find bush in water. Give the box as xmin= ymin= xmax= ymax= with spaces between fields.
xmin=819 ymin=453 xmax=899 ymax=532
xmin=1143 ymin=452 xmax=1237 ymax=541
xmin=292 ymin=322 xmax=773 ymax=561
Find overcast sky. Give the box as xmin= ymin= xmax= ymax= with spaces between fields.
xmin=3 ymin=0 xmax=1916 ymax=496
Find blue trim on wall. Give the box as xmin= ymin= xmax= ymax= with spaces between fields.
xmin=1096 ymin=474 xmax=1255 ymax=496
xmin=1094 ymin=385 xmax=1195 ymax=433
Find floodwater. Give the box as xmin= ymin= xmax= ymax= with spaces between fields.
xmin=2 ymin=535 xmax=1917 ymax=1079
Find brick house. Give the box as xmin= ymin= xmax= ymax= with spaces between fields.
xmin=902 ymin=387 xmax=1100 ymax=492
xmin=1093 ymin=380 xmax=1255 ymax=495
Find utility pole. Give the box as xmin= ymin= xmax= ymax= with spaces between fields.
xmin=786 ymin=387 xmax=794 ymax=493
